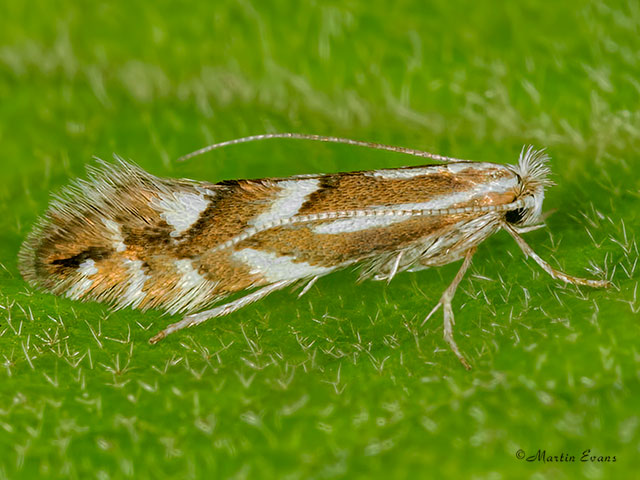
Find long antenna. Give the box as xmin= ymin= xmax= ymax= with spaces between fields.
xmin=177 ymin=133 xmax=468 ymax=163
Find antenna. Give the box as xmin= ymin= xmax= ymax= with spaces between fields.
xmin=177 ymin=133 xmax=468 ymax=163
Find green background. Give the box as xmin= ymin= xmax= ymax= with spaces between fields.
xmin=1 ymin=1 xmax=639 ymax=478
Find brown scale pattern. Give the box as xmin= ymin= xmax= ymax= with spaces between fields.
xmin=198 ymin=249 xmax=263 ymax=294
xmin=233 ymin=213 xmax=470 ymax=268
xmin=135 ymin=255 xmax=183 ymax=310
xmin=37 ymin=215 xmax=116 ymax=287
xmin=79 ymin=256 xmax=130 ymax=300
xmin=298 ymin=165 xmax=514 ymax=214
xmin=173 ymin=179 xmax=281 ymax=257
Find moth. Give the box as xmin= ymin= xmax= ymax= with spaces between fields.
xmin=19 ymin=133 xmax=610 ymax=368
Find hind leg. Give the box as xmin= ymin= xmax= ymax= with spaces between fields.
xmin=149 ymin=280 xmax=292 ymax=344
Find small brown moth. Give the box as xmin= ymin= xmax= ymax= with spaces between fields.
xmin=19 ymin=134 xmax=610 ymax=368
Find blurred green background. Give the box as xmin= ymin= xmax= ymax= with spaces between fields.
xmin=1 ymin=0 xmax=639 ymax=478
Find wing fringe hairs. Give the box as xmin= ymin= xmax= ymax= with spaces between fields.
xmin=19 ymin=157 xmax=223 ymax=315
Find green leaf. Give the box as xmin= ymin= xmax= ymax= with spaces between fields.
xmin=1 ymin=0 xmax=638 ymax=478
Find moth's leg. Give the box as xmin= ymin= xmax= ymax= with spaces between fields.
xmin=503 ymin=223 xmax=611 ymax=288
xmin=423 ymin=247 xmax=476 ymax=370
xmin=512 ymin=223 xmax=546 ymax=234
xmin=149 ymin=280 xmax=292 ymax=344
xmin=387 ymin=251 xmax=404 ymax=284
xmin=297 ymin=275 xmax=320 ymax=298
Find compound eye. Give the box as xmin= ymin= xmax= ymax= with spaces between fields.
xmin=505 ymin=207 xmax=527 ymax=225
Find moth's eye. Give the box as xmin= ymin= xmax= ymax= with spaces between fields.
xmin=505 ymin=207 xmax=527 ymax=224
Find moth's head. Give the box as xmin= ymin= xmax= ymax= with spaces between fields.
xmin=506 ymin=146 xmax=553 ymax=228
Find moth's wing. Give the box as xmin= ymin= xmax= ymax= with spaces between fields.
xmin=232 ymin=162 xmax=519 ymax=285
xmin=19 ymin=158 xmax=333 ymax=315
xmin=19 ymin=158 xmax=229 ymax=314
